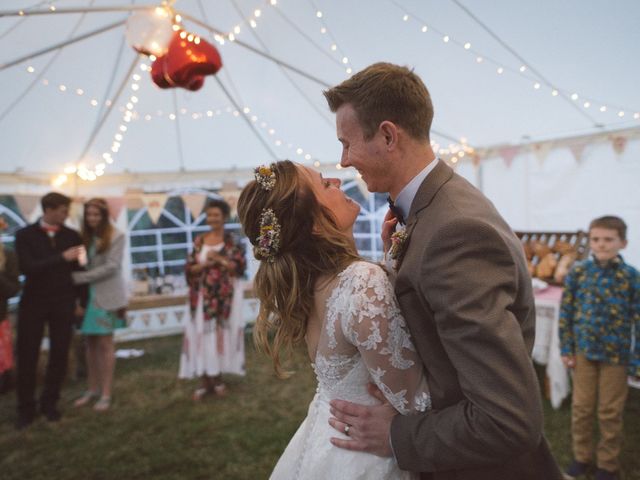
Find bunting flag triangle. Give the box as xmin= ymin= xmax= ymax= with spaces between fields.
xmin=532 ymin=142 xmax=553 ymax=166
xmin=125 ymin=194 xmax=144 ymax=210
xmin=13 ymin=194 xmax=40 ymax=221
xmin=181 ymin=193 xmax=207 ymax=220
xmin=568 ymin=141 xmax=588 ymax=164
xmin=142 ymin=193 xmax=168 ymax=224
xmin=106 ymin=197 xmax=126 ymax=221
xmin=611 ymin=135 xmax=628 ymax=155
xmin=219 ymin=189 xmax=242 ymax=219
xmin=499 ymin=146 xmax=520 ymax=168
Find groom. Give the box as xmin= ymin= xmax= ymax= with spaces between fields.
xmin=324 ymin=63 xmax=562 ymax=479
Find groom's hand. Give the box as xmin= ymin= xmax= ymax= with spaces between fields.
xmin=381 ymin=209 xmax=398 ymax=253
xmin=328 ymin=383 xmax=397 ymax=457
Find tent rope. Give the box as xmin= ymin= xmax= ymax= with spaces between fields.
xmin=450 ymin=0 xmax=601 ymax=127
xmin=177 ymin=11 xmax=333 ymax=88
xmin=214 ymin=76 xmax=279 ymax=161
xmin=0 ymin=19 xmax=126 ymax=71
xmin=227 ymin=0 xmax=334 ymax=127
xmin=172 ymin=90 xmax=186 ymax=171
xmin=76 ymin=53 xmax=141 ymax=164
xmin=0 ymin=0 xmax=99 ymax=124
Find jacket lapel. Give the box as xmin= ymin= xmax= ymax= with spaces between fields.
xmin=394 ymin=161 xmax=454 ymax=270
xmin=407 ymin=160 xmax=454 ymax=222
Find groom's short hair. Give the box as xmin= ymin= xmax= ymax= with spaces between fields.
xmin=323 ymin=62 xmax=433 ymax=141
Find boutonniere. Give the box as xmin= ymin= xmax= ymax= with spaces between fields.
xmin=389 ymin=227 xmax=408 ymax=262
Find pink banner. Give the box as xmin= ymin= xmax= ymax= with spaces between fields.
xmin=104 ymin=197 xmax=125 ymax=221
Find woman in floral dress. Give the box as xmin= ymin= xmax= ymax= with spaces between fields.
xmin=179 ymin=199 xmax=247 ymax=399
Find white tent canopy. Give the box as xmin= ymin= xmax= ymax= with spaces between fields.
xmin=1 ymin=0 xmax=639 ymax=174
xmin=1 ymin=0 xmax=639 ymax=264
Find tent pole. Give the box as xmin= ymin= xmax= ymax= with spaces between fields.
xmin=76 ymin=54 xmax=141 ymax=165
xmin=214 ymin=77 xmax=278 ymax=161
xmin=451 ymin=0 xmax=600 ymax=127
xmin=0 ymin=20 xmax=125 ymax=71
xmin=0 ymin=5 xmax=155 ymax=17
xmin=178 ymin=12 xmax=333 ymax=88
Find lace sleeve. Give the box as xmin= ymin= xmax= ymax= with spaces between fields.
xmin=342 ymin=263 xmax=431 ymax=415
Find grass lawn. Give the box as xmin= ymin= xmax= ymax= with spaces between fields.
xmin=1 ymin=333 xmax=638 ymax=479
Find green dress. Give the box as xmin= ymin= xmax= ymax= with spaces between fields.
xmin=80 ymin=242 xmax=126 ymax=335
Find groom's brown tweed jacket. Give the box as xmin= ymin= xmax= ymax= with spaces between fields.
xmin=390 ymin=161 xmax=563 ymax=480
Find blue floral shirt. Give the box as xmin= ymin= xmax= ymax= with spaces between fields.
xmin=559 ymin=255 xmax=640 ymax=377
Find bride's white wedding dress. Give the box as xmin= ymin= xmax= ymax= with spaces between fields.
xmin=270 ymin=261 xmax=431 ymax=480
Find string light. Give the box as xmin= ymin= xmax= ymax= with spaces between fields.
xmin=71 ymin=61 xmax=149 ymax=182
xmin=217 ymin=1 xmax=270 ymax=44
xmin=391 ymin=5 xmax=639 ymax=122
xmin=308 ymin=1 xmax=354 ymax=75
xmin=133 ymin=102 xmax=317 ymax=163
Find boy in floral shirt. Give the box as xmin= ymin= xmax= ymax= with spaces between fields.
xmin=560 ymin=216 xmax=639 ymax=480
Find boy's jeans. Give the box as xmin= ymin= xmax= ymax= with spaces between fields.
xmin=572 ymin=355 xmax=628 ymax=472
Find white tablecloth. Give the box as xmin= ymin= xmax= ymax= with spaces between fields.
xmin=532 ymin=286 xmax=570 ymax=409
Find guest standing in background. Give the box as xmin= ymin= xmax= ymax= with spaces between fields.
xmin=179 ymin=199 xmax=247 ymax=400
xmin=14 ymin=192 xmax=85 ymax=429
xmin=72 ymin=198 xmax=128 ymax=412
xmin=0 ymin=217 xmax=21 ymax=394
xmin=560 ymin=216 xmax=639 ymax=480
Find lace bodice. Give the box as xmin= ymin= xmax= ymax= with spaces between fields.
xmin=313 ymin=261 xmax=430 ymax=415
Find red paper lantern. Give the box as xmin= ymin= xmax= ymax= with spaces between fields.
xmin=150 ymin=31 xmax=223 ymax=91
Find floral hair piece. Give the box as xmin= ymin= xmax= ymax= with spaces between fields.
xmin=254 ymin=164 xmax=277 ymax=191
xmin=255 ymin=208 xmax=281 ymax=262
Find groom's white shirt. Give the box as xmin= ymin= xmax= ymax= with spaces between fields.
xmin=394 ymin=158 xmax=440 ymax=220
xmin=383 ymin=158 xmax=439 ymax=271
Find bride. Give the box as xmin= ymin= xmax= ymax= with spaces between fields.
xmin=238 ymin=160 xmax=430 ymax=479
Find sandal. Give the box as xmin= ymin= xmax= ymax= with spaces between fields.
xmin=213 ymin=383 xmax=227 ymax=397
xmin=192 ymin=387 xmax=211 ymax=401
xmin=93 ymin=396 xmax=111 ymax=412
xmin=73 ymin=391 xmax=99 ymax=408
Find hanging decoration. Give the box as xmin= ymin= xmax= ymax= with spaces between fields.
xmin=142 ymin=193 xmax=168 ymax=224
xmin=13 ymin=195 xmax=40 ymax=221
xmin=499 ymin=146 xmax=520 ymax=168
xmin=568 ymin=141 xmax=588 ymax=164
xmin=532 ymin=143 xmax=553 ymax=166
xmin=125 ymin=7 xmax=174 ymax=57
xmin=150 ymin=30 xmax=223 ymax=91
xmin=124 ymin=6 xmax=223 ymax=91
xmin=181 ymin=193 xmax=207 ymax=220
xmin=611 ymin=136 xmax=628 ymax=156
xmin=106 ymin=197 xmax=126 ymax=221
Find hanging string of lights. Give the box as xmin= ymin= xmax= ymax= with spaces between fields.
xmin=307 ymin=0 xmax=353 ymax=75
xmin=386 ymin=0 xmax=639 ymax=122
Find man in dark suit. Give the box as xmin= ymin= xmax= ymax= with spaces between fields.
xmin=15 ymin=192 xmax=85 ymax=429
xmin=323 ymin=63 xmax=562 ymax=479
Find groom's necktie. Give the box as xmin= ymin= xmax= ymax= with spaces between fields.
xmin=387 ymin=196 xmax=405 ymax=226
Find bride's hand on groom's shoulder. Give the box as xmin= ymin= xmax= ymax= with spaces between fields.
xmin=328 ymin=383 xmax=397 ymax=458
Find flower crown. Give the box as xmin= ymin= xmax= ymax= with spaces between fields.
xmin=254 ymin=208 xmax=281 ymax=262
xmin=254 ymin=164 xmax=277 ymax=191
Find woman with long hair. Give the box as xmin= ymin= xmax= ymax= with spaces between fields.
xmin=238 ymin=160 xmax=429 ymax=479
xmin=179 ymin=199 xmax=247 ymax=400
xmin=72 ymin=198 xmax=128 ymax=411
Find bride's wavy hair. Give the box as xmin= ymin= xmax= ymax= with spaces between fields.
xmin=238 ymin=160 xmax=360 ymax=377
